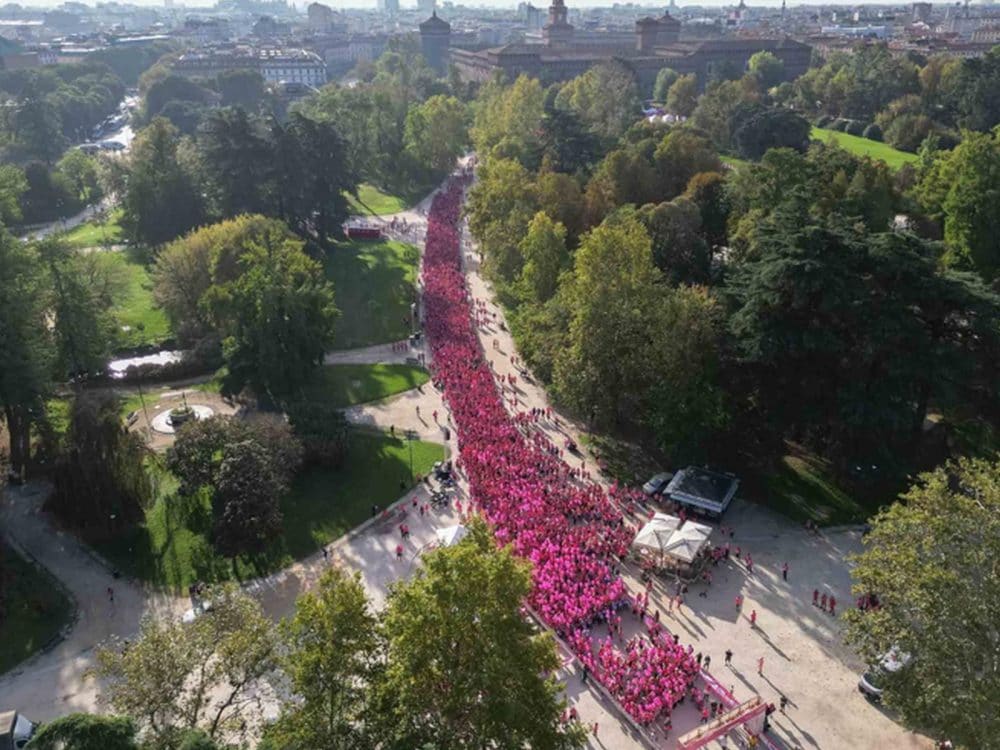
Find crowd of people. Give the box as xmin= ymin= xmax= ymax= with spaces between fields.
xmin=421 ymin=177 xmax=699 ymax=729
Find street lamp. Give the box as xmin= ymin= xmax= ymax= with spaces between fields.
xmin=405 ymin=429 xmax=418 ymax=483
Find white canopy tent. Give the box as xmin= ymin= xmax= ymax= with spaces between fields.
xmin=436 ymin=524 xmax=469 ymax=547
xmin=631 ymin=513 xmax=681 ymax=557
xmin=661 ymin=521 xmax=713 ymax=564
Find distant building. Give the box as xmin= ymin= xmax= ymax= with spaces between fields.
xmin=912 ymin=2 xmax=933 ymax=23
xmin=307 ymin=2 xmax=335 ymax=30
xmin=450 ymin=2 xmax=810 ymax=92
xmin=377 ymin=0 xmax=400 ymax=14
xmin=419 ymin=11 xmax=450 ymax=74
xmin=173 ymin=46 xmax=326 ymax=86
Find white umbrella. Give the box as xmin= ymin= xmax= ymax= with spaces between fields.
xmin=436 ymin=524 xmax=469 ymax=547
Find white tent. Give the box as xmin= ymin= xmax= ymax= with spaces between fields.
xmin=436 ymin=524 xmax=469 ymax=547
xmin=631 ymin=513 xmax=681 ymax=556
xmin=662 ymin=521 xmax=713 ymax=564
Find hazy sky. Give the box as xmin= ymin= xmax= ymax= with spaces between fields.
xmin=9 ymin=0 xmax=950 ymax=8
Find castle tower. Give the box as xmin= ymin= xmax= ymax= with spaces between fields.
xmin=543 ymin=0 xmax=574 ymax=47
xmin=636 ymin=16 xmax=661 ymax=53
xmin=658 ymin=10 xmax=681 ymax=43
xmin=419 ymin=11 xmax=451 ymax=75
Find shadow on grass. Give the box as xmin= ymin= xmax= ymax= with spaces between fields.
xmin=322 ymin=240 xmax=420 ymax=350
xmin=303 ymin=364 xmax=429 ymax=409
xmin=93 ymin=430 xmax=444 ymax=591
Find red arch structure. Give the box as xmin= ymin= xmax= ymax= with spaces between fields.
xmin=675 ymin=670 xmax=782 ymax=750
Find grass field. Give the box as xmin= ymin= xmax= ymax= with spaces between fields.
xmin=760 ymin=445 xmax=869 ymax=525
xmin=0 ymin=545 xmax=73 ymax=674
xmin=61 ymin=209 xmax=124 ymax=249
xmin=347 ymin=184 xmax=408 ymax=216
xmin=94 ymin=431 xmax=445 ymax=590
xmin=305 ymin=364 xmax=429 ymax=408
xmin=811 ymin=127 xmax=919 ymax=170
xmin=322 ymin=239 xmax=420 ymax=349
xmin=90 ymin=250 xmax=170 ymax=350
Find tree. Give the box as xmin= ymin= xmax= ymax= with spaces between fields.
xmin=56 ymin=149 xmax=102 ymax=203
xmin=537 ymin=103 xmax=603 ymax=175
xmin=535 ymin=170 xmax=585 ymax=243
xmin=638 ymin=198 xmax=710 ymax=284
xmin=369 ymin=520 xmax=586 ymax=750
xmin=0 ymin=163 xmax=27 ymax=225
xmin=554 ymin=61 xmax=641 ymax=141
xmin=36 ymin=237 xmax=115 ymax=378
xmin=554 ymin=213 xmax=661 ymax=425
xmin=653 ymin=128 xmax=723 ymax=201
xmin=272 ymin=112 xmax=357 ymax=241
xmin=95 ymin=585 xmax=278 ymax=744
xmin=197 ymin=107 xmax=275 ymax=219
xmin=518 ymin=211 xmax=568 ymax=304
xmin=939 ymin=131 xmax=1000 ymax=280
xmin=748 ymin=51 xmax=785 ymax=89
xmin=48 ymin=392 xmax=150 ymax=539
xmin=404 ymin=94 xmax=467 ymax=174
xmin=212 ymin=439 xmax=285 ymax=559
xmin=120 ymin=117 xmax=205 ymax=246
xmin=845 ymin=458 xmax=1000 ymax=749
xmin=732 ymin=107 xmax=811 ymax=160
xmin=216 ymin=69 xmax=267 ymax=110
xmin=268 ymin=568 xmax=380 ymax=749
xmin=153 ymin=214 xmax=297 ymax=343
xmin=166 ymin=415 xmax=302 ymax=557
xmin=207 ymin=231 xmax=338 ymax=400
xmin=13 ymin=96 xmax=65 ymax=163
xmin=682 ymin=171 xmax=729 ymax=247
xmin=653 ymin=67 xmax=680 ymax=103
xmin=471 ymin=74 xmax=545 ymax=168
xmin=465 ymin=158 xmax=538 ymax=283
xmin=18 ymin=161 xmax=81 ymax=225
xmin=665 ymin=74 xmax=697 ymax=117
xmin=27 ymin=714 xmax=138 ymax=750
xmin=0 ymin=232 xmax=52 ymax=478
xmin=644 ymin=285 xmax=728 ymax=461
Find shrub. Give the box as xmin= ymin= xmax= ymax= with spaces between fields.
xmin=845 ymin=120 xmax=866 ymax=136
xmin=815 ymin=114 xmax=834 ymax=128
xmin=862 ymin=123 xmax=883 ymax=141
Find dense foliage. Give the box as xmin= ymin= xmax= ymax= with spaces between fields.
xmin=846 ymin=458 xmax=1000 ymax=749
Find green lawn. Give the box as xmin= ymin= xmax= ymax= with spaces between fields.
xmin=0 ymin=545 xmax=73 ymax=674
xmin=60 ymin=209 xmax=124 ymax=249
xmin=811 ymin=127 xmax=919 ymax=170
xmin=720 ymin=154 xmax=751 ymax=170
xmin=94 ymin=431 xmax=445 ymax=590
xmin=322 ymin=239 xmax=420 ymax=349
xmin=93 ymin=250 xmax=170 ymax=350
xmin=761 ymin=445 xmax=869 ymax=525
xmin=347 ymin=183 xmax=408 ymax=216
xmin=305 ymin=364 xmax=429 ymax=408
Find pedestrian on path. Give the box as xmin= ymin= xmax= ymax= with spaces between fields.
xmin=581 ymin=665 xmax=588 ymax=683
xmin=107 ymin=586 xmax=115 ymax=604
xmin=829 ymin=596 xmax=837 ymax=615
xmin=725 ymin=649 xmax=733 ymax=666
xmin=322 ymin=546 xmax=328 ymax=562
xmin=757 ymin=656 xmax=765 ymax=675
xmin=813 ymin=588 xmax=819 ymax=606
xmin=780 ymin=695 xmax=788 ymax=713
xmin=749 ymin=609 xmax=757 ymax=628
xmin=704 ymin=655 xmax=711 ymax=670
xmin=735 ymin=594 xmax=743 ymax=611
xmin=821 ymin=593 xmax=828 ymax=611
xmin=782 ymin=562 xmax=789 ymax=581
xmin=395 ymin=544 xmax=403 ymax=559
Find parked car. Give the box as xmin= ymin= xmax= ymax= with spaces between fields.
xmin=641 ymin=472 xmax=674 ymax=496
xmin=0 ymin=711 xmax=36 ymax=750
xmin=858 ymin=647 xmax=912 ymax=701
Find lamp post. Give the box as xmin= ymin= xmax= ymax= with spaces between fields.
xmin=405 ymin=429 xmax=418 ymax=483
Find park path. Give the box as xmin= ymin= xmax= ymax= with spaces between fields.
xmin=0 ymin=482 xmax=187 ymax=718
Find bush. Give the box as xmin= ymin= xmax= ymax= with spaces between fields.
xmin=845 ymin=120 xmax=866 ymax=136
xmin=815 ymin=114 xmax=834 ymax=128
xmin=831 ymin=118 xmax=851 ymax=132
xmin=862 ymin=123 xmax=883 ymax=141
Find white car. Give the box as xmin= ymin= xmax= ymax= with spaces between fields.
xmin=642 ymin=472 xmax=674 ymax=496
xmin=858 ymin=647 xmax=912 ymax=701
